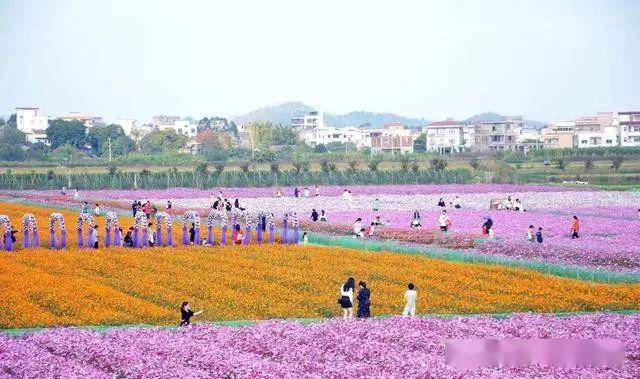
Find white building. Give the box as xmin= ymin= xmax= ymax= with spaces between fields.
xmin=116 ymin=118 xmax=137 ymax=136
xmin=619 ymin=111 xmax=640 ymax=146
xmin=61 ymin=112 xmax=105 ymax=129
xmin=15 ymin=107 xmax=50 ymax=144
xmin=573 ymin=128 xmax=618 ymax=148
xmin=423 ymin=120 xmax=465 ymax=153
xmin=301 ymin=126 xmax=371 ymax=149
xmin=291 ymin=110 xmax=323 ymax=130
xmin=151 ymin=115 xmax=198 ymax=138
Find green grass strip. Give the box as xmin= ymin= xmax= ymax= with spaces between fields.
xmin=3 ymin=309 xmax=638 ymax=336
xmin=306 ymin=232 xmax=640 ymax=284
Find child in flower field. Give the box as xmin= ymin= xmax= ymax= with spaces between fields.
xmin=301 ymin=232 xmax=309 ymax=245
xmin=90 ymin=225 xmax=99 ymax=249
xmin=189 ymin=223 xmax=196 ymax=244
xmin=482 ymin=216 xmax=494 ymax=239
xmin=339 ymin=277 xmax=355 ymax=319
xmin=525 ymin=225 xmax=535 ymax=242
xmin=147 ymin=223 xmax=155 ymax=247
xmin=94 ymin=203 xmax=101 ymax=217
xmin=438 ymin=210 xmax=451 ymax=233
xmin=536 ymin=227 xmax=543 ymax=243
xmin=411 ymin=210 xmax=422 ymax=229
xmin=180 ymin=301 xmax=203 ymax=327
xmin=233 ymin=225 xmax=243 ymax=245
xmin=571 ymin=216 xmax=580 ymax=239
xmin=357 ymin=281 xmax=371 ymax=319
xmin=319 ymin=210 xmax=327 ymax=222
xmin=402 ymin=283 xmax=417 ymax=317
xmin=124 ymin=227 xmax=134 ymax=247
xmin=353 ymin=218 xmax=364 ymax=238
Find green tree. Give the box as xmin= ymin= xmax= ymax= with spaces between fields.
xmin=140 ymin=129 xmax=187 ymax=154
xmin=410 ymin=160 xmax=420 ymax=173
xmin=314 ymin=144 xmax=327 ymax=153
xmin=399 ymin=155 xmax=410 ymax=172
xmin=46 ymin=119 xmax=86 ymax=149
xmin=430 ymin=157 xmax=448 ymax=172
xmin=367 ymin=157 xmax=381 ymax=172
xmin=413 ymin=134 xmax=426 ymax=153
xmin=557 ymin=159 xmax=566 ymax=171
xmin=611 ymin=156 xmax=623 ymax=172
xmin=7 ymin=114 xmax=17 ymax=128
xmin=194 ymin=162 xmax=208 ymax=175
xmin=320 ymin=159 xmax=336 ymax=173
xmin=292 ymin=157 xmax=309 ymax=174
xmin=248 ymin=121 xmax=273 ymax=150
xmin=86 ymin=124 xmax=135 ymax=156
xmin=213 ymin=162 xmax=226 ymax=174
xmin=0 ymin=118 xmax=5 ymax=127
xmin=0 ymin=127 xmax=26 ymax=146
xmin=584 ymin=158 xmax=594 ymax=171
xmin=347 ymin=158 xmax=360 ymax=172
xmin=0 ymin=143 xmax=26 ymax=161
xmin=270 ymin=162 xmax=280 ymax=174
xmin=271 ymin=124 xmax=297 ymax=145
xmin=239 ymin=161 xmax=251 ymax=173
xmin=469 ymin=158 xmax=481 ymax=171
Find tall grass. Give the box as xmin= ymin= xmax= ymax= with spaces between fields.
xmin=0 ymin=168 xmax=473 ymax=190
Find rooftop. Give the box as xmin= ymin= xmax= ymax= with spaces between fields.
xmin=428 ymin=120 xmax=461 ymax=126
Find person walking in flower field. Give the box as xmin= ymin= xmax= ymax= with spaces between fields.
xmin=180 ymin=301 xmax=203 ymax=327
xmin=438 ymin=210 xmax=451 ymax=233
xmin=357 ymin=281 xmax=371 ymax=319
xmin=372 ymin=198 xmax=380 ymax=212
xmin=482 ymin=216 xmax=494 ymax=239
xmin=571 ymin=216 xmax=580 ymax=239
xmin=339 ymin=277 xmax=355 ymax=319
xmin=535 ymin=227 xmax=544 ymax=243
xmin=402 ymin=283 xmax=417 ymax=317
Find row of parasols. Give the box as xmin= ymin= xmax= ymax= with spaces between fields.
xmin=0 ymin=210 xmax=301 ymax=251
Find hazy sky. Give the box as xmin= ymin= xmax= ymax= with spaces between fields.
xmin=1 ymin=0 xmax=638 ymax=123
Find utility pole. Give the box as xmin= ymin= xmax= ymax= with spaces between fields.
xmin=108 ymin=137 xmax=112 ymax=162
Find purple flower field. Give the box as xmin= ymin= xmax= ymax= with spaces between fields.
xmin=4 ymin=184 xmax=640 ymax=272
xmin=26 ymin=183 xmax=588 ymax=200
xmin=1 ymin=313 xmax=638 ymax=378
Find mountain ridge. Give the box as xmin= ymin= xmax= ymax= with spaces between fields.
xmin=232 ymin=102 xmax=547 ymax=129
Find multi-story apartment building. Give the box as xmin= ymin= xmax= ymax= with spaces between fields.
xmin=290 ymin=110 xmax=323 ymax=130
xmin=573 ymin=115 xmax=618 ymax=148
xmin=370 ymin=123 xmax=414 ymax=155
xmin=15 ymin=107 xmax=50 ymax=144
xmin=473 ymin=117 xmax=523 ymax=152
xmin=541 ymin=121 xmax=575 ymax=149
xmin=423 ymin=120 xmax=465 ymax=154
xmin=301 ymin=126 xmax=371 ymax=150
xmin=619 ymin=111 xmax=640 ymax=147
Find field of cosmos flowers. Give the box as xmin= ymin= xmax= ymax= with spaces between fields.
xmin=1 ymin=183 xmax=639 ymax=377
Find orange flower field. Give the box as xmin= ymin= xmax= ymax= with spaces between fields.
xmin=1 ymin=244 xmax=639 ymax=328
xmin=1 ymin=202 xmax=639 ymax=329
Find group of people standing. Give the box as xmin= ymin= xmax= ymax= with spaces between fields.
xmin=338 ymin=277 xmax=418 ymax=319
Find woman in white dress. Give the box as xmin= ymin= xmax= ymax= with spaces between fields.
xmin=402 ymin=283 xmax=417 ymax=317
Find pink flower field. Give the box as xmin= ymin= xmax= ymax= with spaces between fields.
xmin=3 ymin=184 xmax=639 ymax=272
xmin=1 ymin=313 xmax=638 ymax=378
